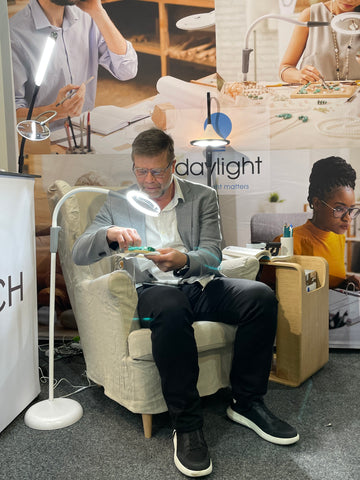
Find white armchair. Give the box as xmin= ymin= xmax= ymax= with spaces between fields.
xmin=47 ymin=180 xmax=260 ymax=438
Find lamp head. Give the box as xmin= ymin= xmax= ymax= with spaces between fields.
xmin=190 ymin=124 xmax=230 ymax=148
xmin=126 ymin=190 xmax=160 ymax=216
xmin=331 ymin=12 xmax=360 ymax=35
xmin=176 ymin=10 xmax=215 ymax=31
xmin=35 ymin=32 xmax=58 ymax=86
xmin=16 ymin=111 xmax=57 ymax=141
xmin=190 ymin=91 xmax=230 ymax=148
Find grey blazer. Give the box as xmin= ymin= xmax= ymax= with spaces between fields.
xmin=72 ymin=177 xmax=223 ymax=280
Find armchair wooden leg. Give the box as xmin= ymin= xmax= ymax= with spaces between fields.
xmin=142 ymin=413 xmax=152 ymax=438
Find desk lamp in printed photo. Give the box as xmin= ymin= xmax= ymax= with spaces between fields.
xmin=190 ymin=92 xmax=230 ymax=187
xmin=242 ymin=14 xmax=330 ymax=81
xmin=18 ymin=32 xmax=57 ymax=174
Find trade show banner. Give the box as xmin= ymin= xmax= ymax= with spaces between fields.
xmin=0 ymin=174 xmax=40 ymax=433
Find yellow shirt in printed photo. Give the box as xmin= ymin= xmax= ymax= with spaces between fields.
xmin=275 ymin=220 xmax=346 ymax=288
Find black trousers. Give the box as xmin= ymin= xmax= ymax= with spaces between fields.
xmin=137 ymin=277 xmax=277 ymax=433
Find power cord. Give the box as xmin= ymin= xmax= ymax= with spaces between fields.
xmin=38 ymin=339 xmax=98 ymax=398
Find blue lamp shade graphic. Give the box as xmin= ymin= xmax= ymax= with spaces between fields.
xmin=204 ymin=112 xmax=232 ymax=144
xmin=191 ymin=92 xmax=230 ymax=148
xmin=190 ymin=92 xmax=230 ymax=186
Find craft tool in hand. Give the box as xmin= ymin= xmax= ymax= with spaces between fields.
xmin=55 ymin=76 xmax=95 ymax=107
xmin=319 ymin=75 xmax=330 ymax=90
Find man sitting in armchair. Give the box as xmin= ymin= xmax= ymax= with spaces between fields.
xmin=72 ymin=128 xmax=299 ymax=478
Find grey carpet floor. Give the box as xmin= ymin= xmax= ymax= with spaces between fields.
xmin=1 ymin=347 xmax=359 ymax=480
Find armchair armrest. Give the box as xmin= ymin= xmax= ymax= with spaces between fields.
xmin=219 ymin=256 xmax=260 ymax=281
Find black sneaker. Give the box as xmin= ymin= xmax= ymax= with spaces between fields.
xmin=227 ymin=399 xmax=299 ymax=445
xmin=173 ymin=429 xmax=213 ymax=477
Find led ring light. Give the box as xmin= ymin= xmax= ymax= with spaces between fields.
xmin=331 ymin=12 xmax=360 ymax=35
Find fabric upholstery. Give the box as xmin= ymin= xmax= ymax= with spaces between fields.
xmin=47 ymin=180 xmax=259 ymax=415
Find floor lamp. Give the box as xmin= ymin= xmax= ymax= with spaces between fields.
xmin=18 ymin=31 xmax=57 ymax=173
xmin=19 ymin=183 xmax=160 ymax=430
xmin=242 ymin=14 xmax=329 ymax=81
xmin=190 ymin=92 xmax=230 ymax=187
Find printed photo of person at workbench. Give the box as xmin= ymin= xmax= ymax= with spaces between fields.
xmin=274 ymin=156 xmax=360 ymax=290
xmin=9 ymin=0 xmax=138 ymax=130
xmin=279 ymin=0 xmax=360 ymax=84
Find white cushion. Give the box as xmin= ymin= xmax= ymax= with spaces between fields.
xmin=128 ymin=321 xmax=237 ymax=361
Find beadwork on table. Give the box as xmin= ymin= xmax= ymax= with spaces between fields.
xmin=290 ymin=82 xmax=357 ymax=98
xmin=316 ymin=118 xmax=360 ymax=139
xmin=222 ymin=82 xmax=270 ymax=101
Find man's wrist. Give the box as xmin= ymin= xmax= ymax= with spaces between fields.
xmin=173 ymin=254 xmax=190 ymax=277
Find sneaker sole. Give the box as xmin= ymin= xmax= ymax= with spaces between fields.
xmin=226 ymin=407 xmax=300 ymax=446
xmin=173 ymin=433 xmax=213 ymax=477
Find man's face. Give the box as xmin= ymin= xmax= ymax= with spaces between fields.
xmin=133 ymin=151 xmax=175 ymax=200
xmin=50 ymin=0 xmax=80 ymax=6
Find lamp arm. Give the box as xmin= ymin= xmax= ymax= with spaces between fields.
xmin=244 ymin=14 xmax=328 ymax=47
xmin=18 ymin=85 xmax=41 ymax=174
xmin=242 ymin=14 xmax=329 ymax=80
xmin=50 ymin=187 xmax=111 ymax=232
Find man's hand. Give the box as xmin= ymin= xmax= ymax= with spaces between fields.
xmin=53 ymin=83 xmax=86 ymax=119
xmin=107 ymin=226 xmax=142 ymax=250
xmin=145 ymin=248 xmax=188 ymax=272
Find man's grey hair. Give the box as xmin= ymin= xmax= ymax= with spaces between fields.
xmin=131 ymin=128 xmax=175 ymax=164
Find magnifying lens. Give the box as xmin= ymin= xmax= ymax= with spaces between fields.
xmin=330 ymin=12 xmax=360 ymax=35
xmin=176 ymin=10 xmax=215 ymax=31
xmin=126 ymin=190 xmax=160 ymax=216
xmin=16 ymin=110 xmax=57 ymax=141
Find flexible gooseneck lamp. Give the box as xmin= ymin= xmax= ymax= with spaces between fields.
xmin=190 ymin=92 xmax=229 ymax=187
xmin=21 ymin=186 xmax=160 ymax=430
xmin=17 ymin=109 xmax=161 ymax=430
xmin=18 ymin=31 xmax=58 ymax=173
xmin=17 ymin=110 xmax=57 ymax=141
xmin=242 ymin=14 xmax=329 ymax=81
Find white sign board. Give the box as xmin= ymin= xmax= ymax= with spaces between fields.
xmin=0 ymin=174 xmax=40 ymax=433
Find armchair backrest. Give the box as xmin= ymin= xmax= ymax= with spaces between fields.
xmin=47 ymin=180 xmax=120 ymax=314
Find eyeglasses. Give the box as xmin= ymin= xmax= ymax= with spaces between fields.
xmin=133 ymin=160 xmax=173 ymax=178
xmin=321 ymin=200 xmax=360 ymax=219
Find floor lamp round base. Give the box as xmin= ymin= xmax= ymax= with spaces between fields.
xmin=24 ymin=398 xmax=83 ymax=430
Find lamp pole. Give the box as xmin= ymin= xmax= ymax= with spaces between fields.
xmin=24 ymin=186 xmax=159 ymax=430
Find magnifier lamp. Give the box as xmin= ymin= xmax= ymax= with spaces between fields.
xmin=17 ymin=110 xmax=57 ymax=142
xmin=21 ymin=185 xmax=160 ymax=430
xmin=331 ymin=12 xmax=360 ymax=35
xmin=242 ymin=14 xmax=330 ymax=81
xmin=176 ymin=10 xmax=215 ymax=31
xmin=190 ymin=92 xmax=229 ymax=187
xmin=18 ymin=31 xmax=58 ymax=173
